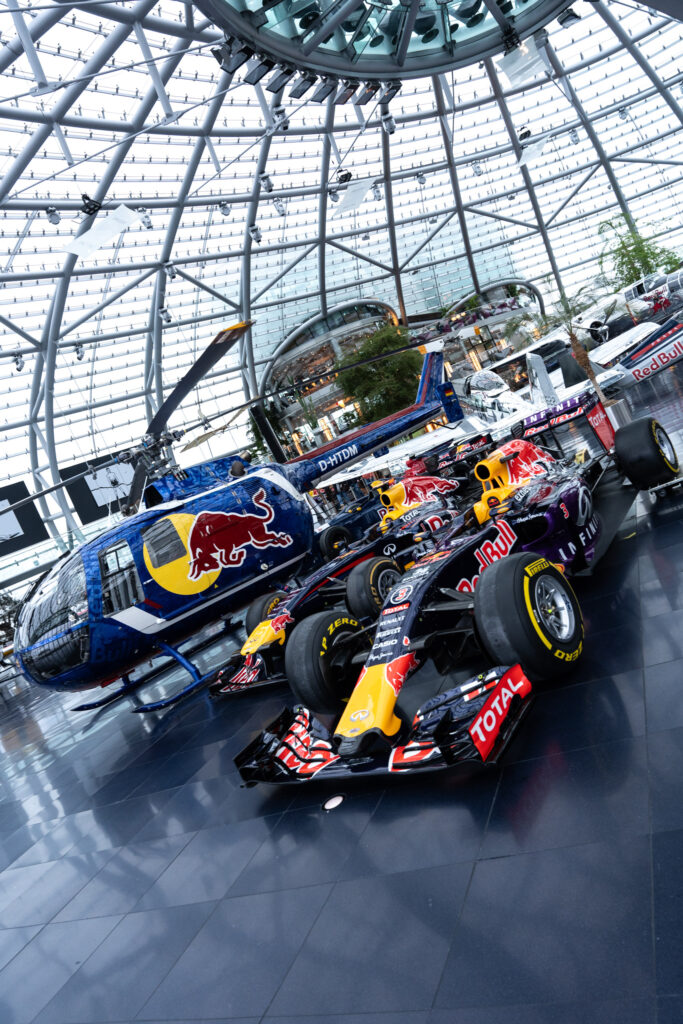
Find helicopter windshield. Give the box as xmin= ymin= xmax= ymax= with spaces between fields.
xmin=15 ymin=554 xmax=90 ymax=681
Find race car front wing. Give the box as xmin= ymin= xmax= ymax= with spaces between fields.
xmin=235 ymin=664 xmax=533 ymax=785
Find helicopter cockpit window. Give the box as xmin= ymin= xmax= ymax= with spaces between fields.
xmin=99 ymin=541 xmax=144 ymax=616
xmin=15 ymin=555 xmax=90 ymax=681
xmin=142 ymin=519 xmax=186 ymax=568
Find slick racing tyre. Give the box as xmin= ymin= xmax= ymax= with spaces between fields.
xmin=614 ymin=417 xmax=679 ymax=490
xmin=319 ymin=524 xmax=353 ymax=559
xmin=244 ymin=590 xmax=286 ymax=636
xmin=345 ymin=557 xmax=402 ymax=619
xmin=474 ymin=552 xmax=583 ymax=681
xmin=285 ymin=610 xmax=371 ymax=715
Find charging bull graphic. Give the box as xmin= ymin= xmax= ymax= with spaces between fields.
xmin=400 ymin=476 xmax=460 ymax=505
xmin=188 ymin=488 xmax=293 ymax=580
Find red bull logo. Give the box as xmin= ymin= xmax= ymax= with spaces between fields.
xmin=187 ymin=488 xmax=292 ymax=580
xmin=384 ymin=651 xmax=420 ymax=696
xmin=401 ymin=475 xmax=459 ymax=505
xmin=270 ymin=609 xmax=295 ymax=633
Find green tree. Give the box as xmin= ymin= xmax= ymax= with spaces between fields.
xmin=598 ymin=217 xmax=680 ymax=290
xmin=335 ymin=324 xmax=423 ymax=423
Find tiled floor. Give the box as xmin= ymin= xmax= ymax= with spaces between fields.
xmin=2 ymin=366 xmax=683 ymax=1023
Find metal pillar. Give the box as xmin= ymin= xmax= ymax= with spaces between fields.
xmin=381 ymin=122 xmax=408 ymax=324
xmin=318 ymin=95 xmax=336 ymax=317
xmin=432 ymin=76 xmax=481 ymax=293
xmin=485 ymin=57 xmax=565 ymax=296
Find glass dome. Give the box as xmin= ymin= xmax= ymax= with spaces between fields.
xmin=0 ymin=0 xmax=682 ymax=589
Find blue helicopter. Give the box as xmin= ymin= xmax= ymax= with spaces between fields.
xmin=12 ymin=328 xmax=462 ymax=713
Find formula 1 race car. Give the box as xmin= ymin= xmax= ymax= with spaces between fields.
xmin=236 ymin=394 xmax=679 ymax=785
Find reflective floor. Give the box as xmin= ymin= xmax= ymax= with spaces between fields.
xmin=2 ymin=367 xmax=683 ymax=1024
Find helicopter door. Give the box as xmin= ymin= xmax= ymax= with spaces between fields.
xmin=99 ymin=540 xmax=145 ymax=616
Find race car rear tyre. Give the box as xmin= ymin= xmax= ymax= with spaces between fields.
xmin=285 ymin=610 xmax=371 ymax=715
xmin=345 ymin=557 xmax=402 ymax=619
xmin=319 ymin=524 xmax=353 ymax=560
xmin=614 ymin=417 xmax=679 ymax=489
xmin=473 ymin=552 xmax=583 ymax=681
xmin=244 ymin=590 xmax=287 ymax=637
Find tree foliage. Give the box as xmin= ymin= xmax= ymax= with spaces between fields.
xmin=598 ymin=217 xmax=680 ymax=290
xmin=335 ymin=324 xmax=423 ymax=423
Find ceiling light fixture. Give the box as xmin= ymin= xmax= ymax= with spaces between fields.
xmin=13 ymin=353 xmax=24 ymax=372
xmin=259 ymin=172 xmax=274 ymax=193
xmin=45 ymin=206 xmax=60 ymax=225
xmin=249 ymin=225 xmax=262 ymax=242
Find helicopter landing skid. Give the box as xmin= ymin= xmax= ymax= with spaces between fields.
xmin=70 ymin=673 xmax=142 ymax=712
xmin=131 ymin=641 xmax=214 ymax=714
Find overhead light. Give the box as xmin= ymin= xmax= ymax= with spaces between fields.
xmin=379 ymin=83 xmax=401 ymax=104
xmin=429 ymin=216 xmax=437 ymax=224
xmin=354 ymin=82 xmax=380 ymax=106
xmin=311 ymin=78 xmax=337 ymax=103
xmin=80 ymin=193 xmax=101 ymax=216
xmin=557 ymin=7 xmax=581 ymax=27
xmin=158 ymin=307 xmax=172 ymax=324
xmin=569 ymin=128 xmax=579 ymax=144
xmin=45 ymin=206 xmax=60 ymax=225
xmin=335 ymin=80 xmax=358 ymax=105
xmin=337 ymin=169 xmax=353 ymax=184
xmin=243 ymin=56 xmax=274 ymax=85
xmin=75 ymin=343 xmax=84 ymax=361
xmin=259 ymin=172 xmax=274 ymax=193
xmin=497 ymin=35 xmax=548 ymax=87
xmin=218 ymin=200 xmax=230 ymax=217
xmin=416 ymin=172 xmax=426 ymax=185
xmin=372 ymin=184 xmax=382 ymax=201
xmin=267 ymin=65 xmax=295 ymax=92
xmin=381 ymin=112 xmax=396 ymax=135
xmin=273 ymin=197 xmax=285 ymax=216
xmin=137 ymin=207 xmax=153 ymax=229
xmin=290 ymin=73 xmax=317 ymax=99
xmin=249 ymin=225 xmax=262 ymax=242
xmin=618 ymin=107 xmax=628 ymax=120
xmin=13 ymin=353 xmax=24 ymax=372
xmin=329 ymin=189 xmax=340 ymax=203
xmin=473 ymin=162 xmax=483 ymax=176
xmin=518 ymin=125 xmax=532 ymax=141
xmin=163 ymin=261 xmax=176 ymax=279
xmin=272 ymin=105 xmax=289 ymax=131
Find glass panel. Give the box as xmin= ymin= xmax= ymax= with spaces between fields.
xmin=99 ymin=541 xmax=144 ymax=616
xmin=142 ymin=519 xmax=186 ymax=569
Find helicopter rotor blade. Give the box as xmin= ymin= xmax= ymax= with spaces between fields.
xmin=146 ymin=322 xmax=252 ymax=438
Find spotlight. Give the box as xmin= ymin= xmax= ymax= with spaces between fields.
xmin=416 ymin=172 xmax=426 ymax=185
xmin=272 ymin=105 xmax=289 ymax=131
xmin=13 ymin=353 xmax=24 ymax=372
xmin=158 ymin=307 xmax=172 ymax=324
xmin=259 ymin=173 xmax=274 ymax=193
xmin=381 ymin=112 xmax=396 ymax=135
xmin=75 ymin=343 xmax=84 ymax=361
xmin=45 ymin=206 xmax=60 ymax=225
xmin=372 ymin=184 xmax=382 ymax=201
xmin=80 ymin=193 xmax=101 ymax=216
xmin=218 ymin=201 xmax=230 ymax=217
xmin=337 ymin=169 xmax=353 ymax=184
xmin=267 ymin=66 xmax=295 ymax=92
xmin=335 ymin=80 xmax=358 ymax=104
xmin=137 ymin=207 xmax=153 ymax=229
xmin=473 ymin=163 xmax=483 ymax=176
xmin=618 ymin=107 xmax=628 ymax=120
xmin=290 ymin=73 xmax=317 ymax=99
xmin=243 ymin=56 xmax=274 ymax=85
xmin=557 ymin=7 xmax=581 ymax=27
xmin=163 ymin=261 xmax=176 ymax=279
xmin=329 ymin=189 xmax=340 ymax=203
xmin=518 ymin=126 xmax=531 ymax=141
xmin=273 ymin=197 xmax=285 ymax=216
xmin=311 ymin=78 xmax=337 ymax=103
xmin=569 ymin=128 xmax=579 ymax=144
xmin=249 ymin=225 xmax=262 ymax=242
xmin=378 ymin=83 xmax=401 ymax=104
xmin=354 ymin=81 xmax=380 ymax=106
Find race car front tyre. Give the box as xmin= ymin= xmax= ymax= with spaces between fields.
xmin=614 ymin=417 xmax=679 ymax=489
xmin=345 ymin=557 xmax=402 ymax=619
xmin=244 ymin=590 xmax=287 ymax=636
xmin=319 ymin=524 xmax=353 ymax=560
xmin=285 ymin=610 xmax=371 ymax=715
xmin=474 ymin=552 xmax=583 ymax=681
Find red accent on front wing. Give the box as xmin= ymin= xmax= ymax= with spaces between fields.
xmin=468 ymin=665 xmax=532 ymax=760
